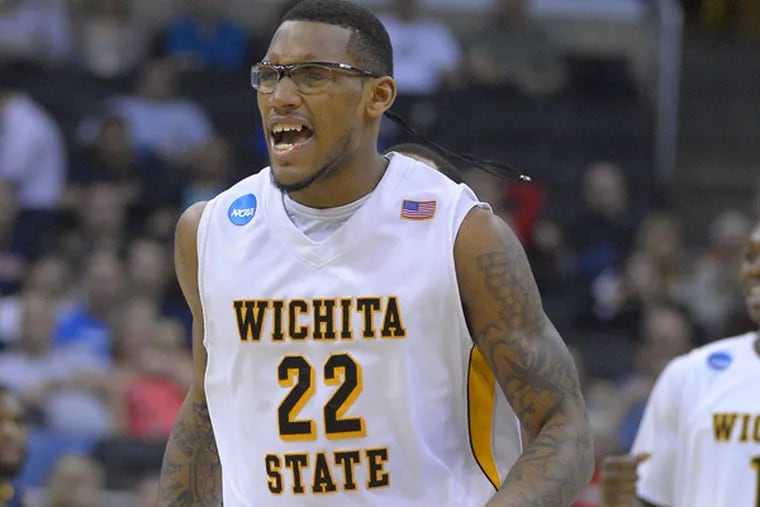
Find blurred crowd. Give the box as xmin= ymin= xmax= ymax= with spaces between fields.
xmin=0 ymin=0 xmax=758 ymax=505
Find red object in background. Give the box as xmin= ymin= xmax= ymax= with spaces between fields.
xmin=505 ymin=182 xmax=546 ymax=244
xmin=126 ymin=377 xmax=185 ymax=437
xmin=572 ymin=468 xmax=600 ymax=507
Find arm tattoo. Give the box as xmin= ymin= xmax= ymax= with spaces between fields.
xmin=476 ymin=251 xmax=593 ymax=507
xmin=158 ymin=400 xmax=222 ymax=506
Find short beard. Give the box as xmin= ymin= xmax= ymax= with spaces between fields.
xmin=271 ymin=135 xmax=353 ymax=194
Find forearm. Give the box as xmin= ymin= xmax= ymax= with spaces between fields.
xmin=158 ymin=390 xmax=221 ymax=506
xmin=486 ymin=407 xmax=594 ymax=507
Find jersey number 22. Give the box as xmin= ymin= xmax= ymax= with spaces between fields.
xmin=277 ymin=353 xmax=366 ymax=441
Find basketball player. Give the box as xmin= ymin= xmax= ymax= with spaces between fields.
xmin=157 ymin=1 xmax=593 ymax=505
xmin=600 ymin=220 xmax=760 ymax=507
xmin=0 ymin=386 xmax=28 ymax=507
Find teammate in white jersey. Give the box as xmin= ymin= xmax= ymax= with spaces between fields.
xmin=157 ymin=1 xmax=593 ymax=505
xmin=600 ymin=220 xmax=760 ymax=507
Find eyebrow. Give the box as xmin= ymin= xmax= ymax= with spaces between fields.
xmin=263 ymin=52 xmax=321 ymax=63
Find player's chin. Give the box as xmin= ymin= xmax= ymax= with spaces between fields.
xmin=270 ymin=164 xmax=316 ymax=192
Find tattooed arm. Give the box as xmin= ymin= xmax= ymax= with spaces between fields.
xmin=455 ymin=206 xmax=594 ymax=507
xmin=157 ymin=201 xmax=222 ymax=506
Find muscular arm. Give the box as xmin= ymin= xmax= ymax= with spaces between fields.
xmin=158 ymin=202 xmax=222 ymax=506
xmin=455 ymin=207 xmax=594 ymax=507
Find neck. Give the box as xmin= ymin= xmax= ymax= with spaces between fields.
xmin=287 ymin=146 xmax=387 ymax=209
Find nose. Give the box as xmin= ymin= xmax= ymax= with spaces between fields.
xmin=269 ymin=74 xmax=303 ymax=111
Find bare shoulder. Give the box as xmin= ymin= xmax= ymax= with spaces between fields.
xmin=174 ymin=201 xmax=208 ymax=306
xmin=455 ymin=204 xmax=526 ymax=265
xmin=175 ymin=201 xmax=208 ymax=251
xmin=454 ymin=205 xmax=539 ymax=323
xmin=174 ymin=201 xmax=209 ymax=391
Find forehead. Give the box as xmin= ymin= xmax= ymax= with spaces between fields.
xmin=265 ymin=21 xmax=355 ymax=64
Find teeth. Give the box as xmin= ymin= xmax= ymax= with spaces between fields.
xmin=274 ymin=142 xmax=294 ymax=151
xmin=272 ymin=124 xmax=304 ymax=134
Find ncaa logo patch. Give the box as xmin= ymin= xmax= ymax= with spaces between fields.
xmin=707 ymin=351 xmax=732 ymax=371
xmin=228 ymin=194 xmax=257 ymax=226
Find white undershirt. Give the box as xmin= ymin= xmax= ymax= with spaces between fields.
xmin=282 ymin=192 xmax=373 ymax=242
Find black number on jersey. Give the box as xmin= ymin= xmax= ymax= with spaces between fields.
xmin=753 ymin=456 xmax=760 ymax=507
xmin=277 ymin=355 xmax=316 ymax=440
xmin=276 ymin=352 xmax=366 ymax=440
xmin=324 ymin=353 xmax=366 ymax=438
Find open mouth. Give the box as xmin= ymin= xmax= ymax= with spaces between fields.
xmin=271 ymin=123 xmax=314 ymax=152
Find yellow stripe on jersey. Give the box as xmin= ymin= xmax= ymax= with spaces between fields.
xmin=467 ymin=346 xmax=500 ymax=490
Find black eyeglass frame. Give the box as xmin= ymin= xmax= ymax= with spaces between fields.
xmin=251 ymin=61 xmax=383 ymax=94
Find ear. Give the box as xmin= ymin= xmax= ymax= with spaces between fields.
xmin=365 ymin=76 xmax=397 ymax=119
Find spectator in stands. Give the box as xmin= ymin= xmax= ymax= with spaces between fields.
xmin=0 ymin=0 xmax=72 ymax=66
xmin=45 ymin=454 xmax=105 ymax=507
xmin=687 ymin=210 xmax=753 ymax=339
xmin=0 ymin=386 xmax=27 ymax=507
xmin=615 ymin=302 xmax=694 ymax=450
xmin=63 ymin=183 xmax=130 ymax=261
xmin=527 ymin=218 xmax=580 ymax=327
xmin=568 ymin=162 xmax=636 ymax=320
xmin=23 ymin=255 xmax=73 ymax=312
xmin=70 ymin=114 xmax=181 ymax=222
xmin=378 ymin=0 xmax=463 ymax=96
xmin=0 ymin=254 xmax=73 ymax=350
xmin=181 ymin=136 xmax=234 ymax=210
xmin=163 ymin=0 xmax=248 ymax=71
xmin=0 ymin=182 xmax=25 ymax=297
xmin=110 ymin=303 xmax=190 ymax=438
xmin=74 ymin=0 xmax=147 ymax=78
xmin=588 ymin=213 xmax=688 ymax=334
xmin=0 ymin=290 xmax=112 ymax=436
xmin=630 ymin=213 xmax=689 ymax=303
xmin=125 ymin=238 xmax=173 ymax=315
xmin=108 ymin=297 xmax=159 ymax=435
xmin=54 ymin=249 xmax=125 ymax=361
xmin=572 ymin=162 xmax=635 ymax=278
xmin=94 ymin=59 xmax=215 ymax=165
xmin=124 ymin=318 xmax=191 ymax=438
xmin=0 ymin=82 xmax=66 ymax=256
xmin=467 ymin=0 xmax=567 ymax=97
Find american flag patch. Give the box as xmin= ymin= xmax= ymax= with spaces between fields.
xmin=401 ymin=199 xmax=436 ymax=220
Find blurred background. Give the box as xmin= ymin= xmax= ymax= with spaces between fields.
xmin=0 ymin=0 xmax=758 ymax=505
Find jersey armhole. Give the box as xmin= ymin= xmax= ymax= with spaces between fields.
xmin=196 ymin=199 xmax=215 ymax=351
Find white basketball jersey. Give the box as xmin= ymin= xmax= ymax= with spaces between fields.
xmin=197 ymin=154 xmax=522 ymax=507
xmin=632 ymin=331 xmax=760 ymax=507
